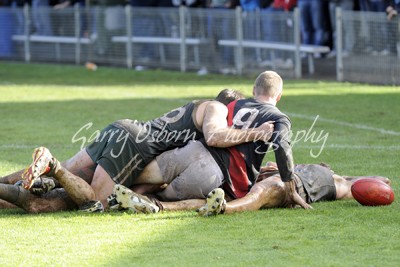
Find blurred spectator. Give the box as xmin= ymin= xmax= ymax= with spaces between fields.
xmin=261 ymin=0 xmax=296 ymax=67
xmin=51 ymin=0 xmax=86 ymax=36
xmin=240 ymin=0 xmax=261 ymax=41
xmin=386 ymin=0 xmax=399 ymax=55
xmin=207 ymin=0 xmax=239 ymax=73
xmin=0 ymin=0 xmax=13 ymax=57
xmin=92 ymin=0 xmax=125 ymax=55
xmin=157 ymin=0 xmax=174 ymax=37
xmin=10 ymin=0 xmax=30 ymax=35
xmin=367 ymin=0 xmax=390 ymax=55
xmin=357 ymin=0 xmax=372 ymax=51
xmin=32 ymin=0 xmax=53 ymax=35
xmin=389 ymin=0 xmax=400 ymax=10
xmin=298 ymin=0 xmax=325 ymax=56
xmin=240 ymin=0 xmax=260 ymax=10
xmin=130 ymin=0 xmax=158 ymax=69
xmin=172 ymin=0 xmax=206 ymax=7
xmin=327 ymin=0 xmax=355 ymax=58
xmin=158 ymin=0 xmax=173 ymax=6
xmin=357 ymin=0 xmax=390 ymax=55
xmin=240 ymin=0 xmax=261 ymax=63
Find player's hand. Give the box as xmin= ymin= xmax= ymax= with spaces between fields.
xmin=284 ymin=180 xmax=313 ymax=209
xmin=253 ymin=121 xmax=275 ymax=142
xmin=386 ymin=6 xmax=398 ymax=21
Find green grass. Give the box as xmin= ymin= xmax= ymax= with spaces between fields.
xmin=0 ymin=62 xmax=399 ymax=266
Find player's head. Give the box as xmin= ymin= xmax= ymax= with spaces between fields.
xmin=253 ymin=71 xmax=283 ymax=101
xmin=215 ymin=88 xmax=245 ymax=105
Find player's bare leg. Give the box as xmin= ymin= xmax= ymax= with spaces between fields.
xmin=224 ymin=176 xmax=288 ymax=214
xmin=0 ymin=183 xmax=76 ymax=213
xmin=51 ymin=165 xmax=96 ymax=207
xmin=131 ymin=183 xmax=165 ymax=195
xmin=128 ymin=184 xmax=206 ymax=212
xmin=21 ymin=147 xmax=95 ymax=208
xmin=62 ymin=149 xmax=97 ymax=183
xmin=0 ymin=199 xmax=17 ymax=209
xmin=0 ymin=169 xmax=25 ymax=185
xmin=0 ymin=148 xmax=96 ymax=186
xmin=89 ymin=165 xmax=116 ymax=208
xmin=134 ymin=159 xmax=164 ymax=185
xmin=160 ymin=199 xmax=206 ymax=212
xmin=194 ymin=176 xmax=288 ymax=216
xmin=342 ymin=175 xmax=391 ymax=185
xmin=333 ymin=174 xmax=391 ymax=200
xmin=23 ymin=189 xmax=77 ymax=213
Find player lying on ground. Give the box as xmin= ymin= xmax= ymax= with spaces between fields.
xmin=0 ymin=161 xmax=391 ymax=214
xmin=110 ymin=162 xmax=392 ymax=215
xmin=0 ymin=88 xmax=274 ymax=210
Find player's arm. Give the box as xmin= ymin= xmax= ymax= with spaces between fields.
xmin=272 ymin=119 xmax=312 ymax=209
xmin=202 ymin=101 xmax=274 ymax=148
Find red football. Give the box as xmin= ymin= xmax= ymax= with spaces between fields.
xmin=351 ymin=178 xmax=395 ymax=206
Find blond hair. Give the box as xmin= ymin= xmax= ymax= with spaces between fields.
xmin=253 ymin=71 xmax=283 ymax=98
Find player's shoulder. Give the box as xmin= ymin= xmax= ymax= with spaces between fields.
xmin=275 ymin=110 xmax=292 ymax=125
xmin=276 ymin=108 xmax=291 ymax=120
xmin=201 ymin=99 xmax=228 ymax=109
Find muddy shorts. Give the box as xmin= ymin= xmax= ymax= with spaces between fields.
xmin=85 ymin=125 xmax=147 ymax=187
xmin=156 ymin=140 xmax=224 ymax=200
xmin=294 ymin=164 xmax=336 ymax=203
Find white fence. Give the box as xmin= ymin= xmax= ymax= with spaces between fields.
xmin=336 ymin=9 xmax=400 ymax=84
xmin=0 ymin=5 xmax=399 ymax=84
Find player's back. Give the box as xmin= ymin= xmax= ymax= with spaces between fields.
xmin=112 ymin=100 xmax=204 ymax=164
xmin=204 ymin=98 xmax=293 ymax=198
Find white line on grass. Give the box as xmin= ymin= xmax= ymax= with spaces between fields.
xmin=287 ymin=112 xmax=400 ymax=136
xmin=0 ymin=144 xmax=75 ymax=149
xmin=294 ymin=144 xmax=400 ymax=150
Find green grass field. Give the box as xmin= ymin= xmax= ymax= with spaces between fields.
xmin=0 ymin=62 xmax=399 ymax=266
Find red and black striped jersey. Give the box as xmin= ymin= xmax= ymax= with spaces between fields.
xmin=202 ymin=98 xmax=295 ymax=199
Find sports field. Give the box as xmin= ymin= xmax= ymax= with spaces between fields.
xmin=0 ymin=62 xmax=399 ymax=266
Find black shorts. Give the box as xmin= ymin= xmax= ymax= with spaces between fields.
xmin=85 ymin=125 xmax=147 ymax=187
xmin=294 ymin=164 xmax=336 ymax=203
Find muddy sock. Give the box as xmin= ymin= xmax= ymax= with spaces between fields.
xmin=0 ymin=183 xmax=32 ymax=206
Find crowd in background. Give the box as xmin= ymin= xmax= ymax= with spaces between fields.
xmin=1 ymin=0 xmax=400 ymax=61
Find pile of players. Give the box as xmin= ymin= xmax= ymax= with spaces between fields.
xmin=0 ymin=71 xmax=391 ymax=215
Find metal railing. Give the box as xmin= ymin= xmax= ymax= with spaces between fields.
xmin=0 ymin=5 xmax=399 ymax=84
xmin=336 ymin=8 xmax=400 ymax=84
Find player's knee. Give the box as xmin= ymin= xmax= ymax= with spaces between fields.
xmin=157 ymin=186 xmax=179 ymax=201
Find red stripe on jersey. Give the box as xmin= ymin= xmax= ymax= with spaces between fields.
xmin=226 ymin=100 xmax=237 ymax=126
xmin=225 ymin=100 xmax=249 ymax=198
xmin=227 ymin=147 xmax=249 ymax=198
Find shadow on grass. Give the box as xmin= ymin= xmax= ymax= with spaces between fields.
xmin=0 ymin=206 xmax=197 ymax=220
